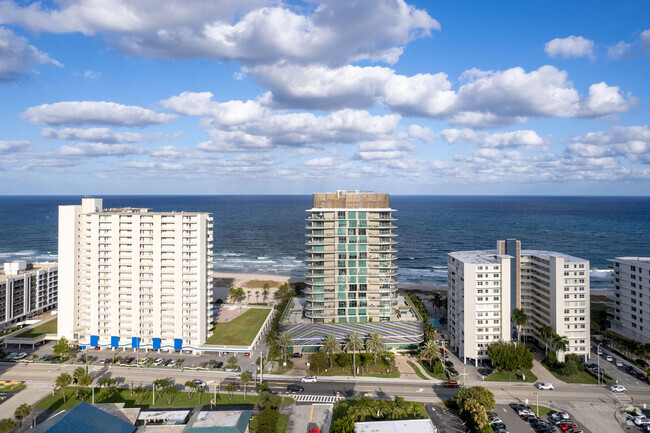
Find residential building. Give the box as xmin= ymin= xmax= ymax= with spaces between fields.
xmin=58 ymin=198 xmax=213 ymax=351
xmin=305 ymin=190 xmax=398 ymax=323
xmin=448 ymin=240 xmax=590 ymax=362
xmin=355 ymin=419 xmax=438 ymax=433
xmin=609 ymin=257 xmax=650 ymax=344
xmin=0 ymin=260 xmax=57 ymax=328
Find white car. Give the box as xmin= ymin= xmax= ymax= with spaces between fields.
xmin=606 ymin=355 xmax=613 ymax=362
xmin=13 ymin=353 xmax=27 ymax=360
xmin=138 ymin=357 xmax=149 ymax=365
xmin=517 ymin=408 xmax=533 ymax=416
xmin=616 ymin=360 xmax=623 ymax=367
xmin=193 ymin=379 xmax=206 ymax=388
xmin=153 ymin=358 xmax=165 ymax=366
xmin=301 ymin=376 xmax=318 ymax=383
xmin=489 ymin=418 xmax=503 ymax=424
xmin=611 ymin=385 xmax=627 ymax=392
xmin=597 ymin=348 xmax=603 ymax=355
xmin=536 ymin=382 xmax=554 ymax=390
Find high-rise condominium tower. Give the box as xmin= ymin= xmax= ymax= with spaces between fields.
xmin=58 ymin=198 xmax=213 ymax=350
xmin=448 ymin=240 xmax=590 ymax=362
xmin=305 ymin=191 xmax=398 ymax=323
xmin=610 ymin=257 xmax=650 ymax=344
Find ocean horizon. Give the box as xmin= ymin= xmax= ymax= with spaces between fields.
xmin=2 ymin=195 xmax=649 ymax=291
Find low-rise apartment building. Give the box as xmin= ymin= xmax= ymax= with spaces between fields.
xmin=609 ymin=257 xmax=650 ymax=344
xmin=0 ymin=260 xmax=57 ymax=328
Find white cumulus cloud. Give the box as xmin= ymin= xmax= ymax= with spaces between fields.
xmin=544 ymin=35 xmax=594 ymax=59
xmin=440 ymin=129 xmax=545 ymax=149
xmin=0 ymin=26 xmax=61 ymax=82
xmin=23 ymin=101 xmax=177 ymax=126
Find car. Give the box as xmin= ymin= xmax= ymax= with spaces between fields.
xmin=486 ymin=411 xmax=498 ymax=418
xmin=443 ymin=380 xmax=459 ymax=388
xmin=439 ymin=348 xmax=447 ymax=355
xmin=636 ymin=359 xmax=649 ymax=368
xmin=94 ymin=346 xmax=101 ymax=350
xmin=597 ymin=348 xmax=603 ymax=355
xmin=626 ymin=413 xmax=645 ymax=422
xmin=526 ymin=414 xmax=538 ymax=423
xmin=517 ymin=407 xmax=533 ymax=417
xmin=637 ymin=419 xmax=650 ymax=426
xmin=626 ymin=365 xmax=636 ymax=375
xmin=138 ymin=357 xmax=149 ymax=365
xmin=444 ymin=360 xmax=454 ymax=368
xmin=193 ymin=379 xmax=206 ymax=388
xmin=310 ymin=428 xmax=321 ymax=433
xmin=491 ymin=423 xmax=506 ymax=431
xmin=638 ymin=372 xmax=648 ymax=380
xmin=166 ymin=359 xmax=177 ymax=367
xmin=244 ymin=353 xmax=250 ymax=357
xmin=13 ymin=352 xmax=27 ymax=360
xmin=533 ymin=421 xmax=554 ymax=429
xmin=587 ymin=363 xmax=598 ymax=369
xmin=477 ymin=367 xmax=493 ymax=376
xmin=616 ymin=359 xmax=623 ymax=367
xmin=493 ymin=430 xmax=510 ymax=433
xmin=605 ymin=355 xmax=613 ymax=362
xmin=489 ymin=417 xmax=503 ymax=424
xmin=447 ymin=367 xmax=458 ymax=375
xmin=301 ymin=376 xmax=318 ymax=383
xmin=554 ymin=418 xmax=575 ymax=425
xmin=610 ymin=385 xmax=627 ymax=392
xmin=286 ymin=384 xmax=304 ymax=393
xmin=234 ymin=374 xmax=241 ymax=381
xmin=215 ymin=361 xmax=223 ymax=368
xmin=291 ymin=352 xmax=303 ymax=358
xmin=567 ymin=429 xmax=585 ymax=433
xmin=153 ymin=358 xmax=165 ymax=366
xmin=558 ymin=423 xmax=578 ymax=431
xmin=40 ymin=354 xmax=52 ymax=362
xmin=536 ymin=382 xmax=554 ymax=390
xmin=549 ymin=412 xmax=570 ymax=421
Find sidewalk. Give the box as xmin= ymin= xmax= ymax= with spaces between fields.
xmin=531 ymin=359 xmax=565 ymax=384
xmin=0 ymin=382 xmax=49 ymax=419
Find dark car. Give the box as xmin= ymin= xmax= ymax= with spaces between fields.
xmin=587 ymin=363 xmax=598 ymax=370
xmin=477 ymin=367 xmax=493 ymax=376
xmin=447 ymin=367 xmax=458 ymax=375
xmin=444 ymin=360 xmax=454 ymax=368
xmin=638 ymin=372 xmax=648 ymax=381
xmin=287 ymin=384 xmax=304 ymax=393
xmin=491 ymin=423 xmax=506 ymax=431
xmin=626 ymin=365 xmax=636 ymax=375
xmin=526 ymin=414 xmax=538 ymax=423
xmin=291 ymin=353 xmax=303 ymax=358
xmin=636 ymin=359 xmax=649 ymax=368
xmin=215 ymin=361 xmax=224 ymax=368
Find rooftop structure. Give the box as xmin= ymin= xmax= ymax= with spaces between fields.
xmin=355 ymin=419 xmax=438 ymax=433
xmin=32 ymin=402 xmax=136 ymax=433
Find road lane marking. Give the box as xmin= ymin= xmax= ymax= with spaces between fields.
xmin=310 ymin=404 xmax=314 ymax=422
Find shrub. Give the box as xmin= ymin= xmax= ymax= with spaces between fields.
xmin=488 ymin=341 xmax=533 ymax=371
xmin=544 ymin=352 xmax=557 ymax=366
xmin=562 ymin=360 xmax=579 ymax=377
xmin=330 ymin=415 xmax=355 ymax=433
xmin=255 ymin=407 xmax=280 ymax=433
xmin=432 ymin=360 xmax=445 ymax=375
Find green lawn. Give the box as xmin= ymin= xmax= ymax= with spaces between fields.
xmin=485 ymin=369 xmax=537 ymax=383
xmin=15 ymin=318 xmax=57 ymax=339
xmin=205 ymin=308 xmax=271 ymax=346
xmin=250 ymin=413 xmax=289 ymax=433
xmin=542 ymin=364 xmax=598 ymax=384
xmin=0 ymin=383 xmax=26 ymax=392
xmin=536 ymin=405 xmax=556 ymax=417
xmin=407 ymin=361 xmax=430 ymax=380
xmin=417 ymin=360 xmax=449 ymax=380
xmin=35 ymin=386 xmax=293 ymax=411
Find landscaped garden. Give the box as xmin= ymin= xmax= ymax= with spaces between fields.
xmin=14 ymin=318 xmax=57 ymax=339
xmin=308 ymin=351 xmax=399 ymax=378
xmin=330 ymin=397 xmax=428 ymax=433
xmin=205 ymin=308 xmax=271 ymax=346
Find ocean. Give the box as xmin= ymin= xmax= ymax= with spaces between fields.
xmin=1 ymin=195 xmax=649 ymax=290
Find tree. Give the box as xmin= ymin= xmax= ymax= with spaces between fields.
xmin=430 ymin=292 xmax=444 ymax=314
xmin=255 ymin=290 xmax=260 ymax=302
xmin=77 ymin=372 xmax=93 ymax=400
xmin=372 ymin=400 xmax=390 ymax=419
xmin=14 ymin=403 xmax=31 ymax=427
xmin=389 ymin=396 xmax=410 ymax=420
xmin=562 ymin=359 xmax=579 ymax=377
xmin=330 ymin=415 xmax=354 ymax=433
xmin=134 ymin=387 xmax=148 ymax=405
xmin=310 ymin=351 xmax=327 ymax=373
xmin=511 ymin=308 xmax=529 ymax=344
xmin=184 ymin=381 xmax=198 ymax=399
xmin=344 ymin=332 xmax=364 ymax=376
xmin=55 ymin=373 xmax=72 ymax=403
xmin=196 ymin=386 xmax=205 ymax=405
xmin=240 ymin=371 xmax=252 ymax=401
xmin=225 ymin=383 xmax=238 ymax=401
xmin=0 ymin=419 xmax=17 ymax=433
xmin=73 ymin=367 xmax=85 ymax=397
xmin=256 ymin=407 xmax=280 ymax=433
xmin=53 ymin=337 xmax=71 ymax=361
xmin=487 ymin=340 xmax=533 ymax=371
xmin=455 ymin=386 xmax=496 ymax=411
xmin=164 ymin=386 xmax=179 ymax=405
xmin=365 ymin=332 xmax=386 ymax=365
xmin=153 ymin=379 xmax=168 ymax=399
xmin=347 ymin=397 xmax=374 ymax=421
xmin=262 ymin=284 xmax=270 ymax=303
xmin=320 ymin=334 xmax=341 ymax=367
xmin=552 ymin=333 xmax=569 ymax=359
xmin=227 ymin=355 xmax=238 ymax=369
xmin=277 ymin=331 xmax=294 ymax=363
xmin=418 ymin=339 xmax=440 ymax=370
xmin=100 ymin=377 xmax=117 ymax=398
xmin=539 ymin=324 xmax=555 ymax=356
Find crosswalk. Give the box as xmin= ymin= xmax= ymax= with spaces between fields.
xmin=293 ymin=394 xmax=342 ymax=403
xmin=611 ymin=391 xmax=632 ymax=405
xmin=577 ymin=404 xmax=616 ymax=412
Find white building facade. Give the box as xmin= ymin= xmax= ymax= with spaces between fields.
xmin=610 ymin=257 xmax=650 ymax=344
xmin=58 ymin=198 xmax=213 ymax=351
xmin=448 ymin=240 xmax=590 ymax=362
xmin=0 ymin=261 xmax=58 ymax=328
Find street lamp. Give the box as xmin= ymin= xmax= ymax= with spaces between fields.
xmin=597 ymin=343 xmax=601 ymax=385
xmin=49 ymin=369 xmax=54 ymax=396
xmin=533 ymin=391 xmax=538 ymax=417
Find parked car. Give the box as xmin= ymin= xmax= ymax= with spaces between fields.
xmin=286 ymin=384 xmax=304 ymax=393
xmin=616 ymin=359 xmax=623 ymax=367
xmin=491 ymin=423 xmax=506 ymax=431
xmin=444 ymin=360 xmax=454 ymax=368
xmin=517 ymin=407 xmax=534 ymax=417
xmin=153 ymin=358 xmax=165 ymax=366
xmin=291 ymin=352 xmax=303 ymax=358
xmin=638 ymin=372 xmax=648 ymax=381
xmin=138 ymin=357 xmax=149 ymax=365
xmin=489 ymin=418 xmax=503 ymax=424
xmin=447 ymin=367 xmax=458 ymax=375
xmin=558 ymin=423 xmax=578 ymax=431
xmin=567 ymin=430 xmax=584 ymax=433
xmin=605 ymin=355 xmax=613 ymax=362
xmin=549 ymin=412 xmax=570 ymax=421
xmin=626 ymin=365 xmax=636 ymax=375
xmin=597 ymin=348 xmax=603 ymax=355
xmin=536 ymin=382 xmax=554 ymax=390
xmin=610 ymin=385 xmax=626 ymax=392
xmin=215 ymin=361 xmax=224 ymax=368
xmin=301 ymin=376 xmax=318 ymax=383
xmin=13 ymin=353 xmax=27 ymax=360
xmin=477 ymin=367 xmax=492 ymax=376
xmin=526 ymin=414 xmax=538 ymax=423
xmin=636 ymin=358 xmax=649 ymax=368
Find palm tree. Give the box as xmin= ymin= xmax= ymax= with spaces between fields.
xmin=552 ymin=333 xmax=569 ymax=359
xmin=262 ymin=285 xmax=270 ymax=303
xmin=255 ymin=290 xmax=260 ymax=302
xmin=511 ymin=308 xmax=529 ymax=344
xmin=100 ymin=377 xmax=116 ymax=398
xmin=277 ymin=331 xmax=294 ymax=363
xmin=344 ymin=332 xmax=364 ymax=377
xmin=389 ymin=396 xmax=410 ymax=420
xmin=56 ymin=373 xmax=72 ymax=403
xmin=430 ymin=293 xmax=444 ymax=315
xmin=153 ymin=379 xmax=168 ymax=399
xmin=539 ymin=324 xmax=554 ymax=356
xmin=418 ymin=339 xmax=440 ymax=370
xmin=320 ymin=334 xmax=341 ymax=367
xmin=164 ymin=386 xmax=179 ymax=405
xmin=196 ymin=386 xmax=205 ymax=405
xmin=134 ymin=387 xmax=147 ymax=405
xmin=14 ymin=403 xmax=31 ymax=427
xmin=185 ymin=381 xmax=198 ymax=399
xmin=225 ymin=383 xmax=238 ymax=401
xmin=77 ymin=372 xmax=92 ymax=400
xmin=373 ymin=399 xmax=390 ymax=419
xmin=365 ymin=332 xmax=386 ymax=365
xmin=73 ymin=367 xmax=85 ymax=397
xmin=348 ymin=397 xmax=374 ymax=421
xmin=240 ymin=371 xmax=252 ymax=401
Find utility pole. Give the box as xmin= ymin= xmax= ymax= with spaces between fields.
xmin=597 ymin=343 xmax=601 ymax=385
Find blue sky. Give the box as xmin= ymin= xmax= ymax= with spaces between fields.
xmin=1 ymin=0 xmax=649 ymax=195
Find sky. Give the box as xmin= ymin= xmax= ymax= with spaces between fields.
xmin=1 ymin=0 xmax=649 ymax=195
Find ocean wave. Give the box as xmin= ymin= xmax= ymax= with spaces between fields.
xmin=590 ymin=268 xmax=613 ymax=281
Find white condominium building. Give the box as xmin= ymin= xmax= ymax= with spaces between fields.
xmin=610 ymin=257 xmax=650 ymax=344
xmin=0 ymin=261 xmax=57 ymax=328
xmin=448 ymin=240 xmax=590 ymax=362
xmin=58 ymin=198 xmax=213 ymax=351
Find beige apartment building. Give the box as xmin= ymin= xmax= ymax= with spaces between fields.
xmin=305 ymin=191 xmax=398 ymax=323
xmin=58 ymin=198 xmax=213 ymax=351
xmin=610 ymin=257 xmax=650 ymax=344
xmin=0 ymin=260 xmax=57 ymax=328
xmin=448 ymin=240 xmax=590 ymax=363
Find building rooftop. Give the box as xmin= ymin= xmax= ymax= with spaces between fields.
xmin=614 ymin=257 xmax=650 ymax=263
xmin=0 ymin=262 xmax=57 ymax=283
xmin=32 ymin=402 xmax=136 ymax=433
xmin=311 ymin=191 xmax=391 ymax=209
xmin=450 ymin=249 xmax=588 ymax=264
xmin=355 ymin=419 xmax=438 ymax=433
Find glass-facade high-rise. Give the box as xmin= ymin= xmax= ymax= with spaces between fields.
xmin=305 ymin=191 xmax=398 ymax=323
